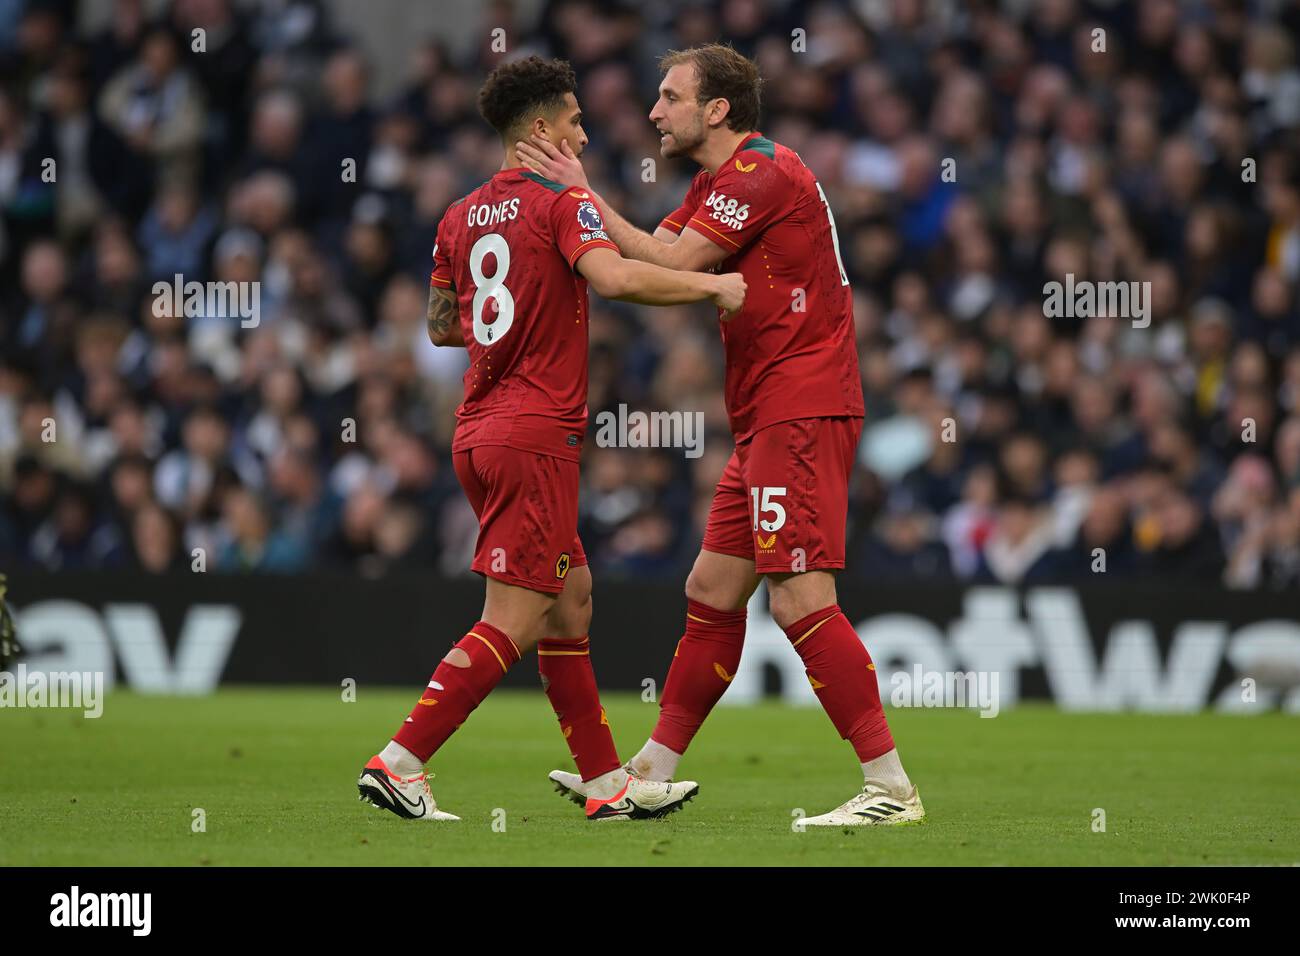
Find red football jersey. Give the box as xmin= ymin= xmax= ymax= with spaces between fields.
xmin=431 ymin=169 xmax=618 ymax=461
xmin=659 ymin=133 xmax=864 ymax=441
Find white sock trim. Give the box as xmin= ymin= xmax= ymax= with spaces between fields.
xmin=380 ymin=740 xmax=424 ymax=779
xmin=584 ymin=767 xmax=629 ymax=801
xmin=630 ymin=738 xmax=682 ymax=782
xmin=861 ymin=748 xmax=911 ymax=796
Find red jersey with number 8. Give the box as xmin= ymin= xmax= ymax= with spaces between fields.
xmin=658 ymin=133 xmax=864 ymax=442
xmin=430 ymin=169 xmax=618 ymax=461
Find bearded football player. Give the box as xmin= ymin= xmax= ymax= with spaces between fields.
xmin=519 ymin=43 xmax=924 ymax=826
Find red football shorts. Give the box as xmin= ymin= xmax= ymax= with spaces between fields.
xmin=452 ymin=444 xmax=587 ymax=595
xmin=701 ymin=416 xmax=861 ymax=574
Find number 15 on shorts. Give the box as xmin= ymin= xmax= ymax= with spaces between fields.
xmin=751 ymin=486 xmax=787 ymax=532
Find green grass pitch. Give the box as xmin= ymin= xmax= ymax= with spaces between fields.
xmin=2 ymin=688 xmax=1297 ymax=866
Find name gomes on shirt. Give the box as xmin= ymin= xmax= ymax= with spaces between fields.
xmin=465 ymin=197 xmax=522 ymax=228
xmin=463 ymin=196 xmax=609 ymax=244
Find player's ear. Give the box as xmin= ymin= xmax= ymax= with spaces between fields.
xmin=706 ymin=97 xmax=731 ymax=130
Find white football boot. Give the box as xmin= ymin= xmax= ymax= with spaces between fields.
xmin=548 ymin=768 xmax=588 ymax=806
xmin=799 ymin=783 xmax=926 ymax=827
xmin=549 ymin=768 xmax=699 ymax=820
xmin=357 ymin=755 xmax=460 ymax=821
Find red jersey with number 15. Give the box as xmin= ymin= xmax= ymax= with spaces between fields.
xmin=430 ymin=169 xmax=618 ymax=461
xmin=659 ymin=133 xmax=864 ymax=442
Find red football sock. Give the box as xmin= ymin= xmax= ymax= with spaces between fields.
xmin=650 ymin=599 xmax=747 ymax=755
xmin=784 ymin=605 xmax=894 ymax=761
xmin=392 ymin=621 xmax=521 ymax=761
xmin=538 ymin=636 xmax=622 ymax=781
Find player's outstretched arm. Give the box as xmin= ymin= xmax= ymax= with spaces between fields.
xmin=576 ymin=247 xmax=745 ymax=314
xmin=427 ymin=284 xmax=464 ymax=347
xmin=517 ymin=137 xmax=729 ymax=274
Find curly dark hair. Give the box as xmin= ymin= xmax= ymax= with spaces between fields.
xmin=477 ymin=56 xmax=577 ymax=139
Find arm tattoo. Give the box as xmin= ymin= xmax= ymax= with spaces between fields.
xmin=427 ymin=286 xmax=457 ymax=341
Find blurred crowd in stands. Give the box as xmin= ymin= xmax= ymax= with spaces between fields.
xmin=3 ymin=0 xmax=1300 ymax=589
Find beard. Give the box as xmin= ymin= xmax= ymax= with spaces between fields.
xmin=660 ymin=115 xmax=706 ymax=159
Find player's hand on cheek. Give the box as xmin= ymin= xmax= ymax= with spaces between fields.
xmin=516 ymin=135 xmax=589 ymax=190
xmin=514 ymin=138 xmax=556 ymax=179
